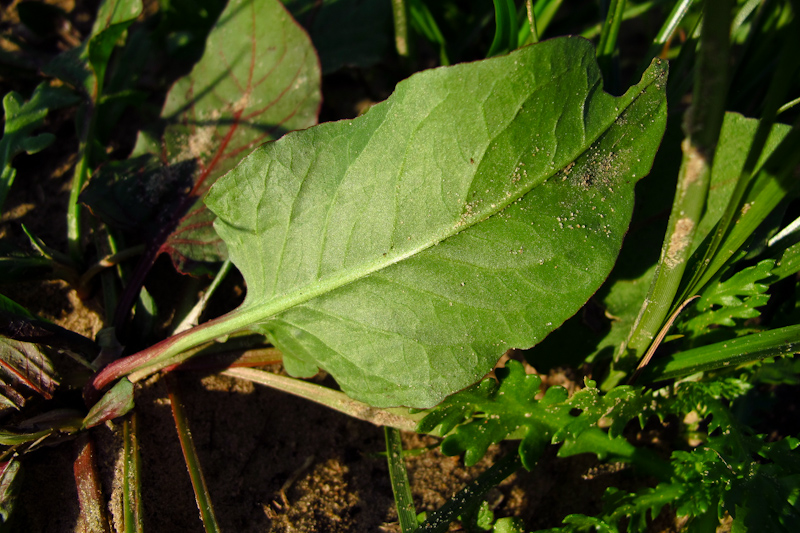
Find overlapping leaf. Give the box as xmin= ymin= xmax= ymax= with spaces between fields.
xmin=205 ymin=37 xmax=667 ymax=407
xmin=157 ymin=0 xmax=320 ymax=272
xmin=0 ymin=337 xmax=57 ymax=408
xmin=0 ymin=297 xmax=97 ymax=411
xmin=84 ymin=0 xmax=321 ymax=278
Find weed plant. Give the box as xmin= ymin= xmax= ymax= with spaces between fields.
xmin=1 ymin=0 xmax=799 ymax=531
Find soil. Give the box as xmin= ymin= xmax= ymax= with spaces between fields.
xmin=13 ymin=359 xmax=678 ymax=533
xmin=0 ymin=3 xmax=686 ymax=532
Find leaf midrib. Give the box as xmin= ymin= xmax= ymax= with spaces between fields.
xmin=223 ymin=74 xmax=659 ymax=334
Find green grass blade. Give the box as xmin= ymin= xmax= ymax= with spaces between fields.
xmin=597 ymin=0 xmax=626 ymax=92
xmin=641 ymin=324 xmax=800 ymax=382
xmin=728 ymin=0 xmax=793 ymax=111
xmin=597 ymin=0 xmax=628 ymax=55
xmin=385 ymin=427 xmax=417 ymax=533
xmin=408 ymin=0 xmax=449 ymax=65
xmin=634 ymin=0 xmax=697 ymax=79
xmin=486 ymin=0 xmax=518 ymax=57
xmin=731 ymin=0 xmax=762 ymax=39
xmin=680 ymin=23 xmax=800 ymax=301
xmin=417 ymin=452 xmax=521 ymax=532
xmin=581 ymin=0 xmax=664 ymax=40
xmin=653 ymin=0 xmax=696 ymax=45
xmin=624 ymin=0 xmax=732 ymax=365
xmin=166 ymin=375 xmax=220 ymax=533
xmin=122 ymin=414 xmax=143 ymax=533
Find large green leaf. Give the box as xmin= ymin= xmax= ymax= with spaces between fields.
xmin=204 ymin=37 xmax=667 ymax=407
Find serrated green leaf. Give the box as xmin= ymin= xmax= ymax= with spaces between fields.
xmin=772 ymin=239 xmax=800 ymax=281
xmin=696 ymin=259 xmax=775 ymax=310
xmin=681 ymin=259 xmax=776 ymax=337
xmin=559 ymin=513 xmax=617 ymax=533
xmin=417 ymin=361 xmax=648 ymax=468
xmin=203 ymin=37 xmax=667 ymax=407
xmin=557 ymin=427 xmax=636 ymax=461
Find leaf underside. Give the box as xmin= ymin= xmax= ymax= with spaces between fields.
xmin=206 ymin=37 xmax=668 ymax=408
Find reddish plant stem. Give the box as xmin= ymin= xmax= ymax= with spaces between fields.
xmin=73 ymin=433 xmax=110 ymax=533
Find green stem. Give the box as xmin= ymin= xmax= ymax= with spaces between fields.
xmin=392 ymin=0 xmax=411 ymax=59
xmin=777 ymin=95 xmax=800 ymax=115
xmin=79 ymin=243 xmax=145 ymax=296
xmin=640 ymin=324 xmax=800 ymax=382
xmin=122 ymin=414 xmax=143 ymax=533
xmin=68 ymin=102 xmax=97 ymax=265
xmin=653 ymin=0 xmax=695 ymax=45
xmin=173 ymin=259 xmax=232 ymax=335
xmin=623 ymin=0 xmax=732 ymax=365
xmin=93 ymin=232 xmax=460 ymax=392
xmin=166 ymin=375 xmax=221 ymax=533
xmin=581 ymin=0 xmax=663 ymax=40
xmin=96 ymin=226 xmax=120 ymax=325
xmin=223 ymin=367 xmax=423 ymax=431
xmin=525 ymin=0 xmax=539 ymax=43
xmin=385 ymin=427 xmax=417 ymax=532
xmin=635 ymin=0 xmax=696 ymax=78
xmin=597 ymin=0 xmax=627 ymax=92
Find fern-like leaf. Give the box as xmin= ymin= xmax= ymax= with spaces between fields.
xmin=683 ymin=259 xmax=776 ymax=334
xmin=416 ymin=361 xmax=649 ymax=468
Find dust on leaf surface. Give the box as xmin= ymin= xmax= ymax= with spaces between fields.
xmin=206 ymin=37 xmax=668 ymax=408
